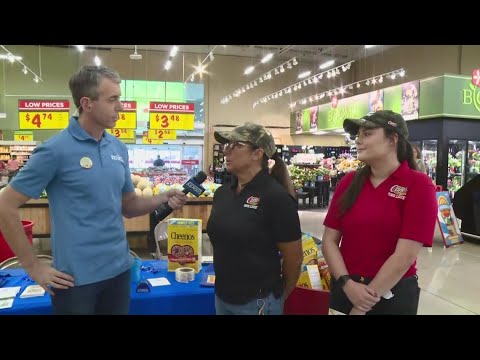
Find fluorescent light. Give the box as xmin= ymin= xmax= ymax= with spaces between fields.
xmin=0 ymin=54 xmax=22 ymax=61
xmin=170 ymin=46 xmax=178 ymax=57
xmin=314 ymin=131 xmax=329 ymax=135
xmin=244 ymin=65 xmax=255 ymax=75
xmin=76 ymin=45 xmax=85 ymax=52
xmin=261 ymin=53 xmax=273 ymax=63
xmin=319 ymin=60 xmax=334 ymax=70
xmin=164 ymin=60 xmax=172 ymax=70
xmin=94 ymin=56 xmax=101 ymax=66
xmin=298 ymin=71 xmax=311 ymax=79
xmin=365 ymin=45 xmax=376 ymax=49
xmin=333 ymin=129 xmax=346 ymax=133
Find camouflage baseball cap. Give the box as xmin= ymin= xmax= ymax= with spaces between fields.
xmin=343 ymin=110 xmax=409 ymax=139
xmin=214 ymin=122 xmax=276 ymax=158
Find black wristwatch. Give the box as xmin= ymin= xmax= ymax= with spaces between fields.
xmin=337 ymin=275 xmax=352 ymax=289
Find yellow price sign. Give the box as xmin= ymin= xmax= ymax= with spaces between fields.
xmin=149 ymin=113 xmax=194 ymax=130
xmin=14 ymin=131 xmax=33 ymax=142
xmin=19 ymin=111 xmax=69 ymax=130
xmin=107 ymin=128 xmax=135 ymax=139
xmin=115 ymin=112 xmax=137 ymax=129
xmin=142 ymin=134 xmax=163 ymax=145
xmin=147 ymin=129 xmax=177 ymax=140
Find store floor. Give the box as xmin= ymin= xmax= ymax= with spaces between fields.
xmin=31 ymin=208 xmax=479 ymax=315
xmin=298 ymin=208 xmax=479 ymax=315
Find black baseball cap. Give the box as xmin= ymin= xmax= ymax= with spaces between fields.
xmin=343 ymin=110 xmax=409 ymax=139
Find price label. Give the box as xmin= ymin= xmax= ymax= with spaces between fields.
xmin=19 ymin=111 xmax=69 ymax=129
xmin=147 ymin=129 xmax=177 ymax=140
xmin=149 ymin=113 xmax=194 ymax=130
xmin=121 ymin=138 xmax=136 ymax=144
xmin=114 ymin=112 xmax=137 ymax=129
xmin=14 ymin=131 xmax=33 ymax=142
xmin=107 ymin=128 xmax=135 ymax=139
xmin=142 ymin=134 xmax=164 ymax=145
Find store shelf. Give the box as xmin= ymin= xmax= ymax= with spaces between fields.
xmin=0 ymin=141 xmax=38 ymax=166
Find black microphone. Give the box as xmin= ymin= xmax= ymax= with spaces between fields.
xmin=155 ymin=171 xmax=208 ymax=221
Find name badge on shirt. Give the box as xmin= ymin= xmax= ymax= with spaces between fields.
xmin=80 ymin=157 xmax=93 ymax=169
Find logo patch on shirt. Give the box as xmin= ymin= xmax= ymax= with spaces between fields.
xmin=388 ymin=185 xmax=407 ymax=200
xmin=111 ymin=154 xmax=124 ymax=163
xmin=243 ymin=196 xmax=260 ymax=209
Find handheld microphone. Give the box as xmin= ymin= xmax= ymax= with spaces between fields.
xmin=155 ymin=171 xmax=208 ymax=221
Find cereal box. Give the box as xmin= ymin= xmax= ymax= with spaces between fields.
xmin=167 ymin=218 xmax=202 ymax=273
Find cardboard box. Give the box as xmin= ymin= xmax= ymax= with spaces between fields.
xmin=167 ymin=218 xmax=202 ymax=273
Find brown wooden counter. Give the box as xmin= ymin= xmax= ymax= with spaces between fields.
xmin=20 ymin=197 xmax=213 ymax=238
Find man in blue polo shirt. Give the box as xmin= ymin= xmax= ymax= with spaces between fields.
xmin=0 ymin=66 xmax=187 ymax=315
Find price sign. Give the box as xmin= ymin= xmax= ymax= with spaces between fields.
xmin=114 ymin=101 xmax=137 ymax=129
xmin=121 ymin=138 xmax=136 ymax=144
xmin=107 ymin=128 xmax=135 ymax=139
xmin=14 ymin=131 xmax=33 ymax=142
xmin=147 ymin=129 xmax=177 ymax=140
xmin=18 ymin=100 xmax=70 ymax=130
xmin=149 ymin=102 xmax=195 ymax=130
xmin=142 ymin=136 xmax=163 ymax=145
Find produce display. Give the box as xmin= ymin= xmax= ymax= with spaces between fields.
xmin=131 ymin=172 xmax=221 ymax=197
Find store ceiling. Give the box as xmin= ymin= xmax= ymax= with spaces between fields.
xmin=83 ymin=45 xmax=396 ymax=64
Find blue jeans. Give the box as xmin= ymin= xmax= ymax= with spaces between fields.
xmin=215 ymin=293 xmax=284 ymax=315
xmin=51 ymin=269 xmax=131 ymax=315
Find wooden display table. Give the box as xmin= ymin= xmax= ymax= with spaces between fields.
xmin=20 ymin=197 xmax=213 ymax=238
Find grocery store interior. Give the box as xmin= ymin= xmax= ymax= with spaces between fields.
xmin=0 ymin=45 xmax=479 ymax=315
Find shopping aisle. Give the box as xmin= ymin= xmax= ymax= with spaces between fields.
xmin=298 ymin=208 xmax=479 ymax=315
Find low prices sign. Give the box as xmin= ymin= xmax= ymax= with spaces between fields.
xmin=142 ymin=131 xmax=163 ymax=145
xmin=14 ymin=130 xmax=33 ymax=141
xmin=18 ymin=100 xmax=70 ymax=130
xmin=115 ymin=101 xmax=137 ymax=129
xmin=147 ymin=129 xmax=177 ymax=140
xmin=107 ymin=128 xmax=135 ymax=139
xmin=149 ymin=102 xmax=195 ymax=130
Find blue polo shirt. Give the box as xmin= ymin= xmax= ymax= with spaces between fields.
xmin=10 ymin=117 xmax=135 ymax=286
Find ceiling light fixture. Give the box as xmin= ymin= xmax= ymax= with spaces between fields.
xmin=287 ymin=68 xmax=406 ymax=109
xmin=1 ymin=45 xmax=43 ymax=82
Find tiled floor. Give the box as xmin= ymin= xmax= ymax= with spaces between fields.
xmin=298 ymin=208 xmax=479 ymax=315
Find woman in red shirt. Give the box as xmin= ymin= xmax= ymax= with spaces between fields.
xmin=322 ymin=110 xmax=437 ymax=315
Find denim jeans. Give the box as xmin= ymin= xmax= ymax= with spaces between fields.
xmin=215 ymin=293 xmax=284 ymax=315
xmin=51 ymin=269 xmax=131 ymax=315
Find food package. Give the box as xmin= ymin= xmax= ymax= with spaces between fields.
xmin=297 ymin=264 xmax=323 ymax=290
xmin=167 ymin=218 xmax=202 ymax=273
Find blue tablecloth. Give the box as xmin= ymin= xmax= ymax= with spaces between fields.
xmin=0 ymin=260 xmax=215 ymax=315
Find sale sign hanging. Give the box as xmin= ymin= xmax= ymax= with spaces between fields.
xmin=149 ymin=102 xmax=195 ymax=130
xmin=142 ymin=131 xmax=163 ymax=145
xmin=18 ymin=100 xmax=70 ymax=130
xmin=14 ymin=130 xmax=33 ymax=142
xmin=147 ymin=129 xmax=177 ymax=140
xmin=107 ymin=128 xmax=135 ymax=139
xmin=115 ymin=101 xmax=137 ymax=129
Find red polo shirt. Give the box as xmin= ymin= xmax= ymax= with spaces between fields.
xmin=324 ymin=161 xmax=437 ymax=278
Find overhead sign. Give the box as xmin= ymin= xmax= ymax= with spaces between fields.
xmin=147 ymin=129 xmax=177 ymax=140
xmin=14 ymin=130 xmax=33 ymax=141
xmin=107 ymin=128 xmax=135 ymax=139
xmin=18 ymin=100 xmax=70 ymax=129
xmin=115 ymin=101 xmax=137 ymax=129
xmin=149 ymin=102 xmax=195 ymax=130
xmin=142 ymin=131 xmax=163 ymax=145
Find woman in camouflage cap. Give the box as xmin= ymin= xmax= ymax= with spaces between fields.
xmin=207 ymin=122 xmax=302 ymax=315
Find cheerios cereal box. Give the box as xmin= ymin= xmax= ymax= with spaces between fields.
xmin=167 ymin=218 xmax=202 ymax=273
